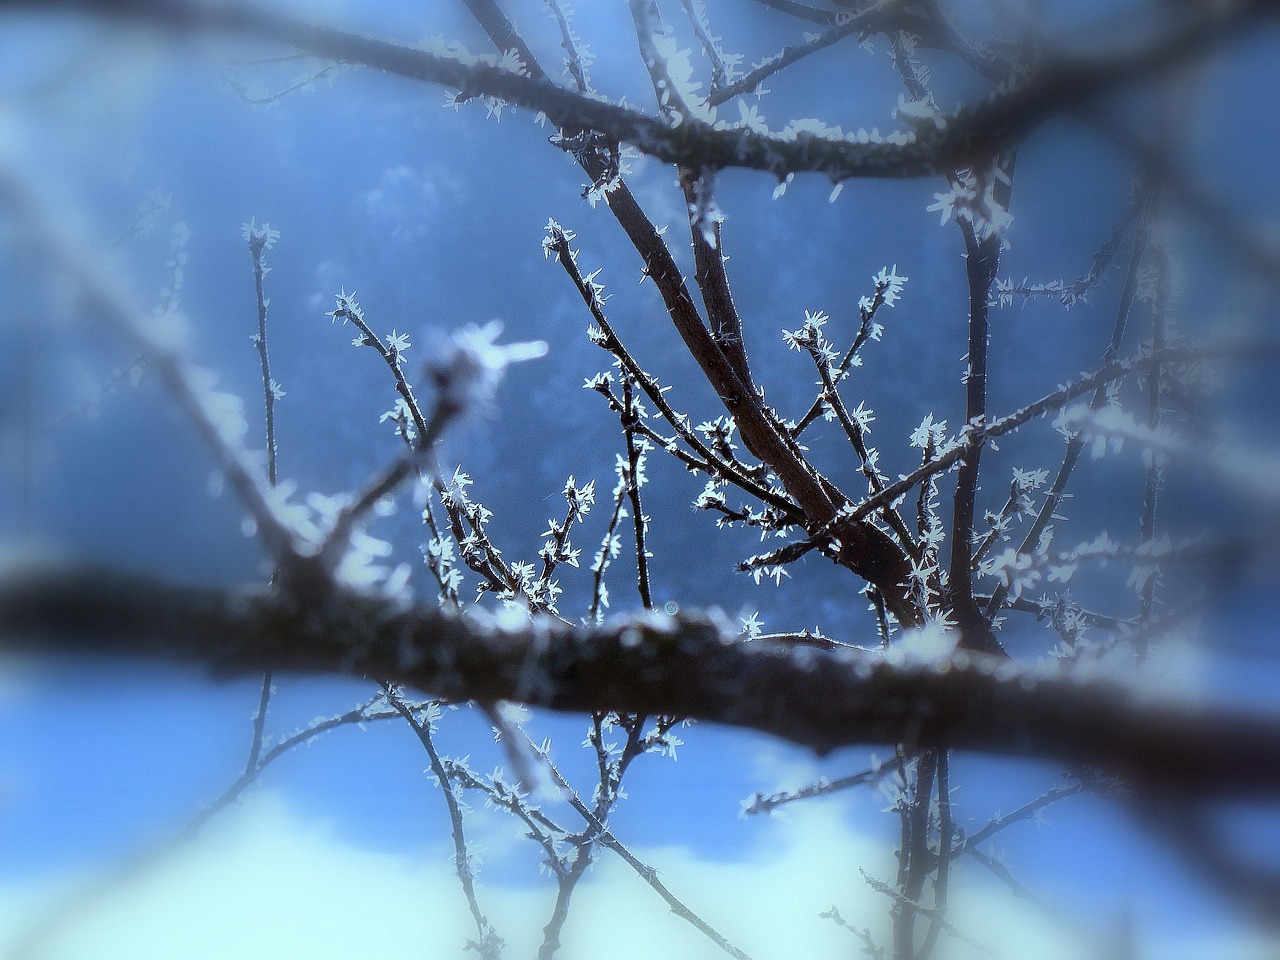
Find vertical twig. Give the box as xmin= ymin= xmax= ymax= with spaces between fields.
xmin=947 ymin=157 xmax=1014 ymax=656
xmin=246 ymin=221 xmax=279 ymax=487
xmin=544 ymin=0 xmax=592 ymax=94
xmin=384 ymin=685 xmax=501 ymax=957
xmin=894 ymin=750 xmax=939 ymax=959
xmin=245 ymin=220 xmax=280 ymax=768
xmin=917 ymin=750 xmax=952 ymax=960
xmin=621 ymin=375 xmax=654 ymax=610
xmin=528 ymin=732 xmax=756 ymax=960
xmin=588 ymin=483 xmax=629 ymax=622
xmin=985 ymin=182 xmax=1155 ymax=619
xmin=680 ymin=0 xmax=730 ymax=91
xmin=0 ymin=172 xmax=300 ymax=561
xmin=1138 ymin=218 xmax=1167 ymax=640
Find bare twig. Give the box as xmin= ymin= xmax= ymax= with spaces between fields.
xmin=384 ymin=685 xmax=502 ymax=957
xmin=741 ymin=756 xmax=902 ymax=816
xmin=0 ymin=168 xmax=303 ymax=563
xmin=531 ymin=736 xmax=757 ymax=960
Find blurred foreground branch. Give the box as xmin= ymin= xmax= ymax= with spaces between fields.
xmin=2 ymin=563 xmax=1279 ymax=798
xmin=1 ymin=0 xmax=1273 ymax=182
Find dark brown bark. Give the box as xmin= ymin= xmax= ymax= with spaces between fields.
xmin=4 ymin=565 xmax=1280 ymax=798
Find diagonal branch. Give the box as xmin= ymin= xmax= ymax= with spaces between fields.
xmin=709 ymin=2 xmax=906 ymax=106
xmin=0 ymin=168 xmax=303 ymax=565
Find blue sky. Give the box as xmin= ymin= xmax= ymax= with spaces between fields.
xmin=1 ymin=1 xmax=1278 ymax=957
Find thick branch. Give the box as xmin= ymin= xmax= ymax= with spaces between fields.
xmin=5 ymin=564 xmax=1280 ymax=797
xmin=3 ymin=0 xmax=1269 ymax=182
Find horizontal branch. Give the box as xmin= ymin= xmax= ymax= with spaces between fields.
xmin=4 ymin=564 xmax=1280 ymax=798
xmin=2 ymin=0 xmax=1269 ymax=182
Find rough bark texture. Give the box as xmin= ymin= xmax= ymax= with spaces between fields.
xmin=3 ymin=565 xmax=1279 ymax=798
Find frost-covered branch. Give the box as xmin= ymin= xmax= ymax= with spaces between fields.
xmin=752 ymin=337 xmax=1274 ymax=581
xmin=994 ymin=197 xmax=1139 ymax=309
xmin=679 ymin=0 xmax=735 ymax=93
xmin=530 ymin=735 xmax=755 ymax=960
xmin=790 ymin=269 xmax=896 ymax=439
xmin=0 ymin=168 xmax=304 ymax=564
xmin=546 ymin=221 xmax=802 ymax=520
xmin=618 ymin=377 xmax=654 ymax=610
xmin=544 ymin=0 xmax=593 ymax=94
xmin=959 ymin=782 xmax=1083 ymax=853
xmin=708 ymin=2 xmax=905 ymax=106
xmin=985 ymin=182 xmax=1154 ymax=616
xmin=2 ymin=0 xmax=1268 ymax=183
xmin=948 ymin=158 xmax=1012 ymax=655
xmin=741 ymin=756 xmax=902 ymax=817
xmin=245 ymin=220 xmax=280 ymax=487
xmin=864 ymin=870 xmax=996 ymax=958
xmin=384 ymin=686 xmax=502 ymax=957
xmin=7 ymin=564 xmax=1280 ymax=796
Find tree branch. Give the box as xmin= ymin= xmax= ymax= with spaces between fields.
xmin=3 ymin=0 xmax=1270 ymax=182
xmin=5 ymin=564 xmax=1280 ymax=797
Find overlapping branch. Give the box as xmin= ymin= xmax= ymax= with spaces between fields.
xmin=2 ymin=0 xmax=1270 ymax=182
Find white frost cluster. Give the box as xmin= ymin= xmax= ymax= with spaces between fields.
xmin=429 ymin=321 xmax=548 ymax=419
xmin=927 ymin=168 xmax=1013 ymax=240
xmin=241 ymin=217 xmax=280 ymax=251
xmin=910 ymin=413 xmax=947 ymax=450
xmin=651 ymin=32 xmax=716 ymax=125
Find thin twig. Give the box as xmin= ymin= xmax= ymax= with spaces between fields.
xmin=741 ymin=757 xmax=902 ymax=816
xmin=530 ymin=735 xmax=757 ymax=960
xmin=621 ymin=376 xmax=654 ymax=609
xmin=0 ymin=167 xmax=301 ymax=563
xmin=384 ymin=685 xmax=501 ymax=955
xmin=710 ymin=3 xmax=903 ymax=106
xmin=960 ymin=781 xmax=1083 ymax=853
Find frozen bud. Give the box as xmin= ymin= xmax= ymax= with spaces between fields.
xmin=427 ymin=321 xmax=547 ymax=419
